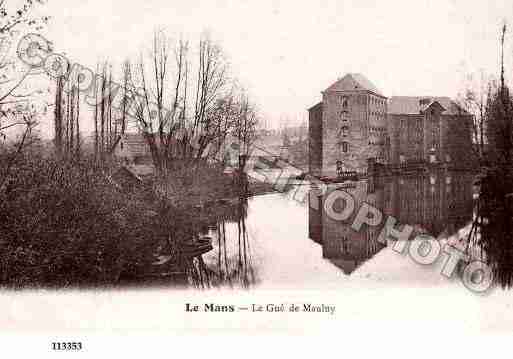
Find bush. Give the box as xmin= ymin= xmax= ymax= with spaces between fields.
xmin=155 ymin=162 xmax=235 ymax=207
xmin=0 ymin=154 xmax=164 ymax=288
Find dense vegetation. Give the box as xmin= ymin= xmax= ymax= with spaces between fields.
xmin=0 ymin=1 xmax=260 ymax=287
xmin=0 ymin=154 xmax=164 ymax=287
xmin=465 ymin=25 xmax=513 ymax=288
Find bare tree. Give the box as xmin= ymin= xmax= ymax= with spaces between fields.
xmin=0 ymin=0 xmax=49 ymax=109
xmin=232 ymin=92 xmax=259 ymax=171
xmin=200 ymin=92 xmax=239 ymax=165
xmin=107 ymin=60 xmax=130 ymax=154
xmin=483 ymin=23 xmax=513 ymax=165
xmin=53 ymin=74 xmax=63 ymax=156
xmin=53 ymin=72 xmax=81 ymax=159
xmin=129 ymin=30 xmax=235 ymax=175
xmin=0 ymin=0 xmax=49 ymax=186
xmin=89 ymin=61 xmax=129 ymax=162
xmin=0 ymin=108 xmax=35 ymax=192
xmin=1 ymin=0 xmax=49 ymax=131
xmin=458 ymin=70 xmax=492 ymax=162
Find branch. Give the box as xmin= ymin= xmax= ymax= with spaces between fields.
xmin=0 ymin=68 xmax=30 ymax=102
xmin=0 ymin=121 xmax=32 ymax=191
xmin=0 ymin=121 xmax=26 ymax=131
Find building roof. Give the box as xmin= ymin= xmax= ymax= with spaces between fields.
xmin=420 ymin=100 xmax=446 ymax=114
xmin=308 ymin=101 xmax=323 ymax=111
xmin=324 ymin=73 xmax=385 ymax=97
xmin=388 ymin=96 xmax=470 ymax=115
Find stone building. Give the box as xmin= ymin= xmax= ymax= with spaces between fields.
xmin=309 ymin=73 xmax=387 ymax=177
xmin=308 ymin=102 xmax=323 ymax=176
xmin=387 ymin=96 xmax=473 ymax=167
xmin=308 ymin=73 xmax=474 ymax=177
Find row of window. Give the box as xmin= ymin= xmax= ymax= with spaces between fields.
xmin=370 ymin=96 xmax=386 ymax=107
xmin=397 ymin=153 xmax=452 ymax=163
xmin=336 ymin=95 xmax=387 ymax=107
xmin=335 ymin=105 xmax=385 ymax=117
xmin=369 ymin=126 xmax=386 ymax=133
xmin=337 ymin=145 xmax=455 ymax=160
xmin=338 ymin=112 xmax=387 ymax=123
xmin=338 ymin=126 xmax=387 ymax=137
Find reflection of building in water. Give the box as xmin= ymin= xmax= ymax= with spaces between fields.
xmin=308 ymin=171 xmax=474 ymax=274
xmin=309 ymin=180 xmax=385 ymax=274
xmin=383 ymin=171 xmax=474 ymax=237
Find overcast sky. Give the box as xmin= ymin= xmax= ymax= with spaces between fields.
xmin=38 ymin=0 xmax=513 ymax=129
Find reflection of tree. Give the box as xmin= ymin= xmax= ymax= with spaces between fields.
xmin=468 ymin=24 xmax=513 ymax=288
xmin=186 ymin=197 xmax=257 ymax=288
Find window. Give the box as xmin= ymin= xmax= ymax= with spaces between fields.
xmin=341 ymin=142 xmax=349 ymax=153
xmin=336 ymin=160 xmax=343 ymax=174
xmin=342 ymin=96 xmax=349 ymax=109
xmin=341 ymin=237 xmax=349 ymax=254
xmin=339 ymin=235 xmax=349 ymax=251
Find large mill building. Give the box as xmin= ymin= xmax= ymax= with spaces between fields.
xmin=308 ymin=73 xmax=474 ymax=177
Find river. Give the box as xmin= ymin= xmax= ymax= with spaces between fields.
xmin=188 ymin=169 xmax=476 ymax=289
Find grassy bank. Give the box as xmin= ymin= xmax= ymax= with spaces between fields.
xmin=0 ymin=155 xmax=268 ymax=288
xmin=0 ymin=154 xmax=172 ymax=288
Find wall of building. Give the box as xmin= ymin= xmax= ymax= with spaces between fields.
xmin=308 ymin=103 xmax=323 ymax=176
xmin=387 ymin=112 xmax=474 ymax=167
xmin=320 ymin=91 xmax=387 ymax=176
xmin=388 ymin=114 xmax=425 ymax=163
xmin=367 ymin=94 xmax=388 ymax=163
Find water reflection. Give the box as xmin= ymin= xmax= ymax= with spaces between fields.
xmin=309 ymin=170 xmax=474 ymax=274
xmin=123 ymin=170 xmax=474 ymax=288
xmin=181 ymin=197 xmax=257 ymax=289
xmin=116 ymin=196 xmax=257 ymax=289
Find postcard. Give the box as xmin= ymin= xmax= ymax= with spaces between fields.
xmin=1 ymin=0 xmax=512 ymax=356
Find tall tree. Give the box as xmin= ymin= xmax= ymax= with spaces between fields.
xmin=130 ymin=31 xmax=237 ymax=174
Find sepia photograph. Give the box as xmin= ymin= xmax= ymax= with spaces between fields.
xmin=1 ymin=0 xmax=513 ymax=355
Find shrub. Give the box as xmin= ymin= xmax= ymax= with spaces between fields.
xmin=0 ymin=154 xmax=163 ymax=288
